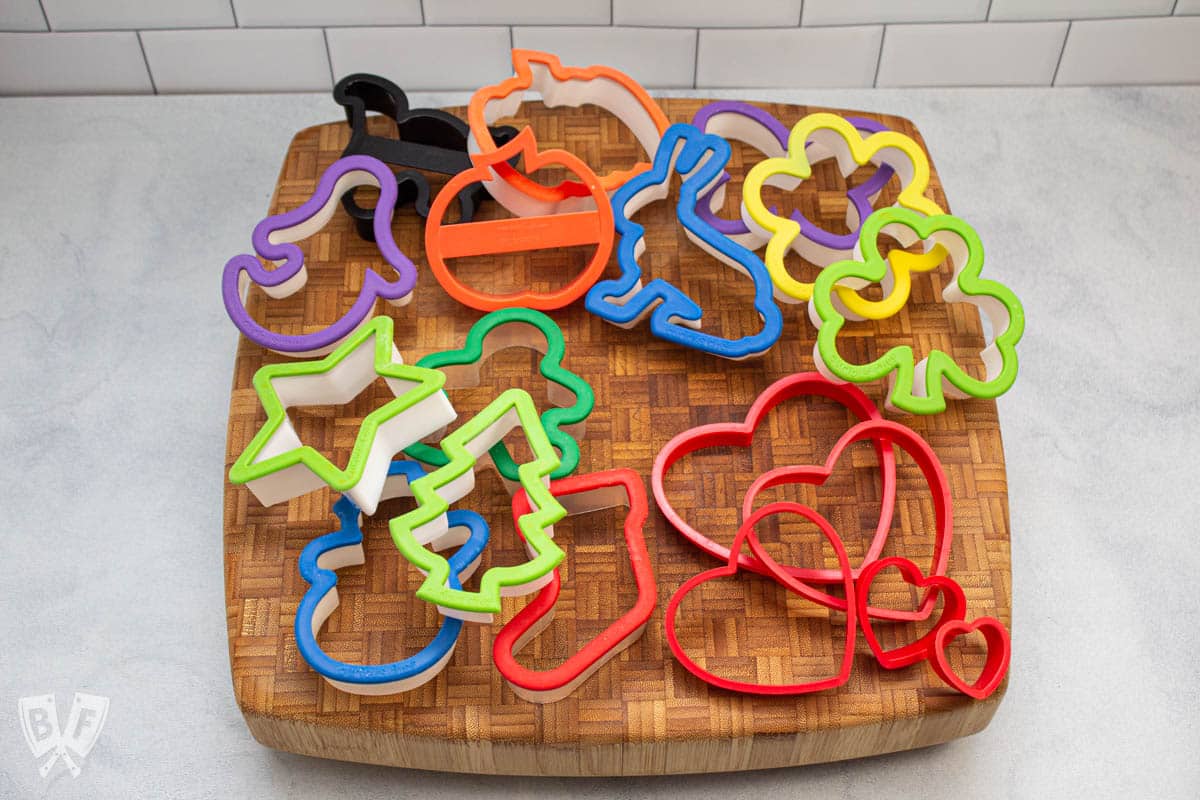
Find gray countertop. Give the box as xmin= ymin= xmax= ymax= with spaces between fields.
xmin=1 ymin=86 xmax=1197 ymax=799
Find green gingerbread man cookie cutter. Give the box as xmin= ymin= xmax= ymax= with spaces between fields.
xmin=404 ymin=307 xmax=594 ymax=484
xmin=809 ymin=208 xmax=1025 ymax=416
xmin=390 ymin=388 xmax=567 ymax=623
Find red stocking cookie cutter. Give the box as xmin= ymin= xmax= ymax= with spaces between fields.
xmin=467 ymin=49 xmax=670 ymax=216
xmin=652 ymin=374 xmax=896 ymax=587
xmin=738 ymin=418 xmax=954 ymax=622
xmin=665 ymin=501 xmax=856 ymax=695
xmin=493 ymin=468 xmax=656 ymax=703
xmin=424 ymin=127 xmax=615 ymax=311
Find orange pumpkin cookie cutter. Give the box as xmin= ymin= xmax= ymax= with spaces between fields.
xmin=466 ymin=49 xmax=670 ymax=217
xmin=493 ymin=468 xmax=656 ymax=703
xmin=424 ymin=127 xmax=615 ymax=311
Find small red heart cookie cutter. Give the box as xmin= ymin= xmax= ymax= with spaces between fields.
xmin=738 ymin=418 xmax=954 ymax=622
xmin=665 ymin=501 xmax=856 ymax=695
xmin=857 ymin=557 xmax=1009 ymax=698
xmin=652 ymin=374 xmax=910 ymax=611
xmin=494 ymin=468 xmax=657 ymax=703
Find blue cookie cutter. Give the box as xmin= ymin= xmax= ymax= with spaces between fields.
xmin=294 ymin=459 xmax=490 ymax=695
xmin=584 ymin=123 xmax=784 ymax=360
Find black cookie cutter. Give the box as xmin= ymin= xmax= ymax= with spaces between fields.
xmin=333 ymin=73 xmax=521 ymax=242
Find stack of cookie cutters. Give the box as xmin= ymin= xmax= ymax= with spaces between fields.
xmin=295 ymin=459 xmax=491 ymax=695
xmin=221 ymin=154 xmax=417 ymax=356
xmin=227 ymin=315 xmax=455 ymax=515
xmin=493 ymin=468 xmax=656 ymax=703
xmin=403 ymin=307 xmax=594 ymax=489
xmin=333 ymin=73 xmax=520 ymax=241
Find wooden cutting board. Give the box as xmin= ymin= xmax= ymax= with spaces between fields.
xmin=223 ymin=98 xmax=1011 ymax=775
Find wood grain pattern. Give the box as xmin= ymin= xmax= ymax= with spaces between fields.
xmin=223 ymin=99 xmax=1011 ymax=775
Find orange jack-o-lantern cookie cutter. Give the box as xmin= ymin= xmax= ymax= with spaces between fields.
xmin=466 ymin=49 xmax=670 ymax=217
xmin=424 ymin=127 xmax=614 ymax=311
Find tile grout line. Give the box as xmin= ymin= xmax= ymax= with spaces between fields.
xmin=872 ymin=25 xmax=887 ymax=87
xmin=692 ymin=28 xmax=699 ymax=88
xmin=322 ymin=28 xmax=335 ymax=89
xmin=135 ymin=31 xmax=158 ymax=95
xmin=1050 ymin=20 xmax=1071 ymax=86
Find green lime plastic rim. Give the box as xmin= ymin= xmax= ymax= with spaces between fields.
xmin=390 ymin=388 xmax=566 ymax=616
xmin=811 ymin=208 xmax=1025 ymax=415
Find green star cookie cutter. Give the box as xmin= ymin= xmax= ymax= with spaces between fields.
xmin=404 ymin=307 xmax=594 ymax=484
xmin=390 ymin=388 xmax=567 ymax=622
xmin=228 ymin=315 xmax=456 ymax=514
xmin=810 ymin=208 xmax=1025 ymax=416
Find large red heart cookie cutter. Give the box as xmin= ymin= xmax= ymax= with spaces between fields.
xmin=739 ymin=418 xmax=954 ymax=622
xmin=494 ymin=468 xmax=656 ymax=703
xmin=665 ymin=501 xmax=856 ymax=695
xmin=651 ymin=374 xmax=897 ymax=592
xmin=424 ymin=127 xmax=615 ymax=311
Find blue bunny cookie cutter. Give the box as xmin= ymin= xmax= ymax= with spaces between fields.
xmin=584 ymin=123 xmax=784 ymax=360
xmin=295 ymin=459 xmax=491 ymax=695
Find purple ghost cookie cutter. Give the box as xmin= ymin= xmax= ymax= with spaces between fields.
xmin=221 ymin=154 xmax=417 ymax=357
xmin=692 ymin=101 xmax=894 ymax=263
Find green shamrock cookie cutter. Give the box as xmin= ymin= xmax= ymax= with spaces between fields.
xmin=389 ymin=388 xmax=567 ymax=622
xmin=228 ymin=315 xmax=455 ymax=514
xmin=810 ymin=208 xmax=1025 ymax=415
xmin=404 ymin=307 xmax=594 ymax=483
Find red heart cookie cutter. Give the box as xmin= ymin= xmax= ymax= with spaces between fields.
xmin=494 ymin=468 xmax=657 ymax=703
xmin=739 ymin=418 xmax=954 ymax=622
xmin=856 ymin=556 xmax=967 ymax=669
xmin=424 ymin=127 xmax=615 ymax=311
xmin=652 ymin=374 xmax=898 ymax=594
xmin=931 ymin=617 xmax=1011 ymax=700
xmin=665 ymin=501 xmax=857 ymax=696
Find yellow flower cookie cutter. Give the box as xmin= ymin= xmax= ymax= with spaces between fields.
xmin=741 ymin=112 xmax=945 ymax=308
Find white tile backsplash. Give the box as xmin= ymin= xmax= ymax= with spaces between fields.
xmin=2 ymin=1 xmax=1198 ymax=93
xmin=614 ymin=0 xmax=802 ymax=28
xmin=0 ymin=32 xmax=151 ymax=94
xmin=1055 ymin=16 xmax=1200 ymax=84
xmin=231 ymin=0 xmax=422 ymax=27
xmin=426 ymin=0 xmax=610 ymax=25
xmin=876 ymin=21 xmax=1068 ymax=87
xmin=141 ymin=28 xmax=330 ymax=93
xmin=989 ymin=0 xmax=1173 ymax=21
xmin=697 ymin=26 xmax=882 ymax=87
xmin=42 ymin=0 xmax=234 ymax=31
xmin=0 ymin=0 xmax=46 ymax=31
xmin=512 ymin=26 xmax=696 ymax=88
xmin=803 ymin=0 xmax=988 ymax=26
xmin=327 ymin=26 xmax=511 ymax=91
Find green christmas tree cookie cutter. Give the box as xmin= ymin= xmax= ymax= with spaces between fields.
xmin=404 ymin=307 xmax=594 ymax=484
xmin=390 ymin=388 xmax=567 ymax=623
xmin=809 ymin=208 xmax=1025 ymax=416
xmin=228 ymin=315 xmax=455 ymax=514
